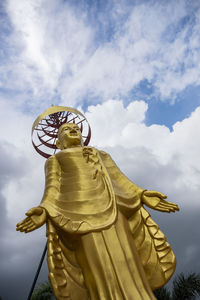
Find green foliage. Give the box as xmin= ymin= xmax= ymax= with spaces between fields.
xmin=154 ymin=272 xmax=200 ymax=300
xmin=154 ymin=286 xmax=171 ymax=300
xmin=172 ymin=273 xmax=200 ymax=300
xmin=31 ymin=281 xmax=53 ymax=300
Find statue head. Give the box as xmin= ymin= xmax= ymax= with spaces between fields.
xmin=56 ymin=123 xmax=83 ymax=149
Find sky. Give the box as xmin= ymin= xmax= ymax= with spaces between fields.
xmin=0 ymin=0 xmax=200 ymax=299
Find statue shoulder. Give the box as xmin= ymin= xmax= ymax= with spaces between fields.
xmin=98 ymin=150 xmax=115 ymax=168
xmin=99 ymin=150 xmax=111 ymax=158
xmin=44 ymin=155 xmax=60 ymax=171
xmin=45 ymin=154 xmax=57 ymax=163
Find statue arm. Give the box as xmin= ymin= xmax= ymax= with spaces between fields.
xmin=40 ymin=155 xmax=61 ymax=207
xmin=99 ymin=151 xmax=179 ymax=215
xmin=16 ymin=155 xmax=61 ymax=233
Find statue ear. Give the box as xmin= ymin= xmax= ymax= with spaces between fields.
xmin=56 ymin=139 xmax=61 ymax=149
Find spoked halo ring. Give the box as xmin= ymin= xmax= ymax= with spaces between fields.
xmin=32 ymin=106 xmax=91 ymax=158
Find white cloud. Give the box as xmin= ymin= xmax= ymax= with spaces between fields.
xmin=60 ymin=0 xmax=200 ymax=103
xmin=2 ymin=0 xmax=200 ymax=107
xmin=5 ymin=0 xmax=93 ymax=101
xmin=0 ymin=96 xmax=45 ymax=220
xmin=85 ymin=99 xmax=147 ymax=146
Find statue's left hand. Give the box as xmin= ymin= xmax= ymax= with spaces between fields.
xmin=142 ymin=190 xmax=179 ymax=213
xmin=16 ymin=207 xmax=47 ymax=233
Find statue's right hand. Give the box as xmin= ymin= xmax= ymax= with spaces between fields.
xmin=16 ymin=207 xmax=46 ymax=233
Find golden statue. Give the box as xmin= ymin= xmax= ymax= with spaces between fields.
xmin=17 ymin=106 xmax=179 ymax=300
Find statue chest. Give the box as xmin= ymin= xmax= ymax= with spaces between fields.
xmin=55 ymin=148 xmax=106 ymax=195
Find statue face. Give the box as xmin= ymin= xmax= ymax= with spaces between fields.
xmin=57 ymin=123 xmax=82 ymax=149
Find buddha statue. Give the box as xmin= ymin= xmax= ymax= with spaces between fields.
xmin=17 ymin=117 xmax=179 ymax=300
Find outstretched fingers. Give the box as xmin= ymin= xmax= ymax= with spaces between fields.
xmin=16 ymin=217 xmax=29 ymax=227
xmin=156 ymin=199 xmax=179 ymax=213
xmin=154 ymin=206 xmax=170 ymax=213
xmin=16 ymin=217 xmax=35 ymax=232
xmin=157 ymin=203 xmax=175 ymax=212
xmin=160 ymin=199 xmax=179 ymax=210
xmin=24 ymin=224 xmax=36 ymax=233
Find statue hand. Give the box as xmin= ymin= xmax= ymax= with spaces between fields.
xmin=16 ymin=207 xmax=47 ymax=233
xmin=142 ymin=190 xmax=179 ymax=213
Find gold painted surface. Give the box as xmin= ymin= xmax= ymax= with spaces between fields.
xmin=17 ymin=110 xmax=179 ymax=300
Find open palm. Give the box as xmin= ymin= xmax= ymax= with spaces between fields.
xmin=16 ymin=207 xmax=46 ymax=233
xmin=142 ymin=190 xmax=179 ymax=213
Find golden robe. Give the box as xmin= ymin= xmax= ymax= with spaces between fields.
xmin=40 ymin=147 xmax=176 ymax=300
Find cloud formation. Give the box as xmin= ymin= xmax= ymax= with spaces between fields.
xmin=1 ymin=0 xmax=200 ymax=108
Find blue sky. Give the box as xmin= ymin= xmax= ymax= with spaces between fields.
xmin=1 ymin=0 xmax=200 ymax=299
